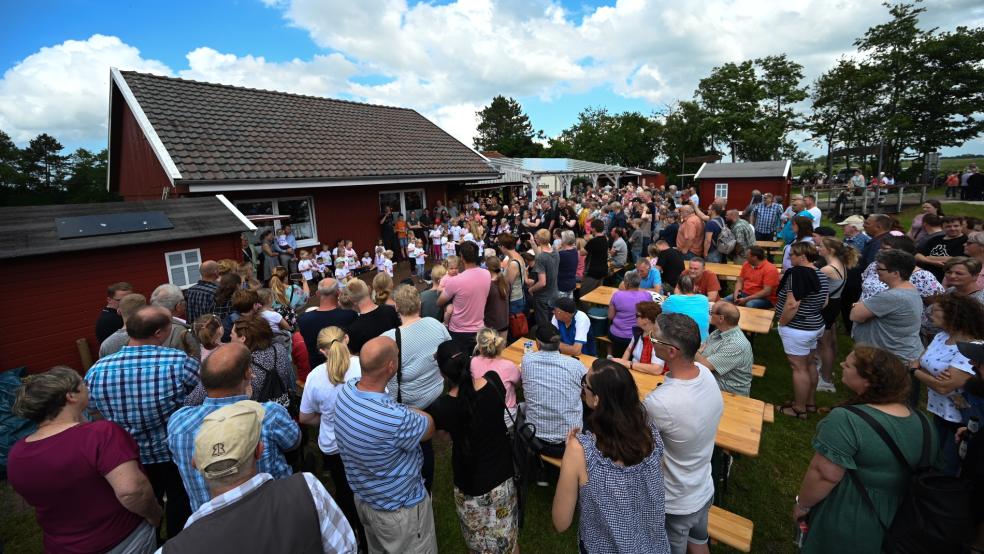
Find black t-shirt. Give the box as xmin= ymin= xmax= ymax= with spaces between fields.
xmin=918 ymin=234 xmax=967 ymax=281
xmin=656 ymin=248 xmax=685 ymax=288
xmin=347 ymin=305 xmax=401 ymax=354
xmin=297 ymin=308 xmax=359 ymax=367
xmin=427 ymin=371 xmax=513 ymax=496
xmin=95 ymin=307 xmax=123 ymax=345
xmin=658 ymin=222 xmax=679 ymax=248
xmin=585 ymin=235 xmax=610 ymax=279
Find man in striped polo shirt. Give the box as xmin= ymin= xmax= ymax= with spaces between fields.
xmin=335 ymin=336 xmax=436 ymax=554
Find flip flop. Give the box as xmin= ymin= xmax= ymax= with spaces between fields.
xmin=777 ymin=405 xmax=808 ymax=420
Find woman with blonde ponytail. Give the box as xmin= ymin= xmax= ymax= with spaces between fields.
xmin=371 ymin=272 xmax=395 ymax=307
xmin=297 ymin=326 xmax=365 ymax=549
xmin=470 ymin=327 xmax=521 ymax=426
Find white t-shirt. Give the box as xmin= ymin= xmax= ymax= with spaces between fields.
xmin=361 ymin=256 xmax=372 ymax=268
xmin=551 ymin=312 xmax=591 ymax=344
xmin=643 ymin=362 xmax=723 ymax=514
xmin=260 ymin=309 xmax=283 ymax=332
xmin=451 ymin=225 xmax=463 ymax=241
xmin=807 ymin=206 xmax=822 ymax=227
xmin=414 ymin=246 xmax=426 ymax=265
xmin=298 ymin=259 xmax=316 ymax=281
xmin=920 ymin=332 xmax=976 ymax=423
xmin=382 ymin=258 xmax=394 ymax=276
xmin=300 ymin=360 xmax=362 ymax=454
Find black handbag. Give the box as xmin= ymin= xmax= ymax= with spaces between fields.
xmin=255 ymin=347 xmax=300 ymax=417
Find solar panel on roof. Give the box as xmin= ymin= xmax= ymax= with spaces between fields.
xmin=55 ymin=211 xmax=174 ymax=239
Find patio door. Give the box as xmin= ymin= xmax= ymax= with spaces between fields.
xmin=379 ymin=189 xmax=426 ymax=218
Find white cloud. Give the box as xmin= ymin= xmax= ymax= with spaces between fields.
xmin=179 ymin=47 xmax=357 ymax=97
xmin=0 ymin=34 xmax=171 ymax=144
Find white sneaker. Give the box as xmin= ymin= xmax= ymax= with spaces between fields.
xmin=816 ymin=377 xmax=836 ymax=393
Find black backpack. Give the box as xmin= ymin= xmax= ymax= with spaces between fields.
xmin=843 ymin=406 xmax=974 ymax=553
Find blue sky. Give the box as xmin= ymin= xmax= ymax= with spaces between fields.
xmin=2 ymin=0 xmax=982 ymax=159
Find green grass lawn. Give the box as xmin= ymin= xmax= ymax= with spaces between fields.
xmin=3 ymin=203 xmax=982 ymax=553
xmin=793 ymin=157 xmax=984 ymax=179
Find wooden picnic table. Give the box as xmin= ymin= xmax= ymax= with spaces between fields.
xmin=578 ymin=286 xmax=774 ymax=335
xmin=754 ymin=240 xmax=785 ymax=254
xmin=502 ymin=339 xmax=765 ymax=457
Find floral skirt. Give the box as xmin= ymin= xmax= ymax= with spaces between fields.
xmin=454 ymin=478 xmax=519 ymax=554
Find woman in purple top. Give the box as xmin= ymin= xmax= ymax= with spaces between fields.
xmin=608 ymin=270 xmax=654 ymax=358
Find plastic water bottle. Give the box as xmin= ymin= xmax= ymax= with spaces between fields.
xmin=523 ymin=341 xmax=534 ymax=354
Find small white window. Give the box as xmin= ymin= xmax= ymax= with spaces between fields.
xmin=715 ymin=183 xmax=729 ymax=198
xmin=165 ymin=248 xmax=202 ymax=289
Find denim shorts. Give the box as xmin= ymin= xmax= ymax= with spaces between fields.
xmin=665 ymin=497 xmax=711 ymax=553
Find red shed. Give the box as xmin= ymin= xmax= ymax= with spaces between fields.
xmin=625 ymin=167 xmax=667 ymax=190
xmin=694 ymin=160 xmax=791 ymax=211
xmin=0 ymin=196 xmax=253 ymax=374
xmin=106 ymin=69 xmax=498 ymax=254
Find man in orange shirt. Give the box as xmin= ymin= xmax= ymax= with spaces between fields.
xmin=724 ymin=246 xmax=779 ymax=309
xmin=687 ymin=257 xmax=721 ymax=302
xmin=676 ymin=205 xmax=705 ymax=260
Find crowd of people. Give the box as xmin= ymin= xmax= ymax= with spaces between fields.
xmin=6 ymin=180 xmax=984 ymax=553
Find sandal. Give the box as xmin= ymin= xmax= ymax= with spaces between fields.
xmin=805 ymin=404 xmax=818 ymax=414
xmin=777 ymin=405 xmax=808 ymax=419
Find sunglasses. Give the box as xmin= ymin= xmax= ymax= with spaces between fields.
xmin=650 ymin=337 xmax=677 ymax=349
xmin=580 ymin=373 xmax=593 ymax=393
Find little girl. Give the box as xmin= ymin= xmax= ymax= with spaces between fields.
xmin=429 ymin=226 xmax=443 ymax=260
xmin=334 ymin=258 xmax=350 ymax=283
xmin=450 ymin=220 xmax=463 ymax=243
xmin=344 ymin=241 xmax=358 ymax=272
xmin=193 ymin=314 xmax=223 ymax=361
xmin=297 ymin=250 xmax=318 ymax=289
xmin=442 ymin=229 xmax=455 ymax=259
xmin=257 ymin=288 xmax=290 ymax=332
xmin=360 ymin=251 xmax=373 ymax=274
xmin=374 ymin=246 xmax=386 ymax=273
xmin=444 ymin=255 xmax=461 ymax=277
xmin=382 ymin=250 xmax=395 ymax=277
xmin=412 ymin=238 xmax=427 ymax=280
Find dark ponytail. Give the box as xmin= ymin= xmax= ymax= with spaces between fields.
xmin=435 ymin=340 xmax=478 ymax=457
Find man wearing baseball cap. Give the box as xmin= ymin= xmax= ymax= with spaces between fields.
xmin=837 ymin=215 xmax=870 ymax=252
xmin=160 ymin=401 xmax=355 ymax=553
xmin=551 ymin=296 xmax=596 ymax=356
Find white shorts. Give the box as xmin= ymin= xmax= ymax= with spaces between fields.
xmin=778 ymin=325 xmax=824 ymax=357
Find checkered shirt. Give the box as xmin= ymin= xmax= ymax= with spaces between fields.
xmin=85 ymin=345 xmax=200 ymax=464
xmin=184 ymin=280 xmax=218 ymax=323
xmin=520 ymin=350 xmax=586 ymax=444
xmin=752 ymin=202 xmax=784 ymax=235
xmin=177 ymin=473 xmax=357 ymax=554
xmin=167 ymin=395 xmax=301 ymax=511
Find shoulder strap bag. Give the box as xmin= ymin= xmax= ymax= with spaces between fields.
xmin=395 ymin=327 xmax=403 ymax=404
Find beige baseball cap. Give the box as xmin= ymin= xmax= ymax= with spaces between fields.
xmin=194 ymin=400 xmax=265 ymax=479
xmin=837 ymin=215 xmax=865 ymax=226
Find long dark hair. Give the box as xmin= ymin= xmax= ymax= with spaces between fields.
xmin=586 ymin=359 xmax=654 ymax=466
xmin=434 ymin=340 xmax=478 ymax=457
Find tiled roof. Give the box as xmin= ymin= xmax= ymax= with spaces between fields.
xmin=119 ymin=71 xmax=498 ymax=182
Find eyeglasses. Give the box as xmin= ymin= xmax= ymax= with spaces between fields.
xmin=580 ymin=373 xmax=594 ymax=393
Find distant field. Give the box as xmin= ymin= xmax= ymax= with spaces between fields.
xmin=793 ymin=157 xmax=984 ymax=179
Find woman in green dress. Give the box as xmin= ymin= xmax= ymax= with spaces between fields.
xmin=792 ymin=345 xmax=939 ymax=553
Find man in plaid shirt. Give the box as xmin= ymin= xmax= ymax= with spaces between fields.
xmin=750 ymin=192 xmax=783 ymax=241
xmin=86 ymin=305 xmax=201 ymax=541
xmin=183 ymin=260 xmax=220 ymax=324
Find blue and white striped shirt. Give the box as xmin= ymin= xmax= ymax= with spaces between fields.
xmin=334 ymin=380 xmax=428 ymax=511
xmin=85 ymin=345 xmax=200 ymax=464
xmin=520 ymin=350 xmax=586 ymax=444
xmin=167 ymin=395 xmax=301 ymax=511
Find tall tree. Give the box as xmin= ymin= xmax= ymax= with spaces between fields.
xmin=752 ymin=54 xmax=808 ymax=159
xmin=660 ymin=101 xmax=714 ymax=174
xmin=807 ymin=59 xmax=880 ymax=175
xmin=20 ymin=133 xmax=68 ymax=190
xmin=696 ymin=61 xmax=762 ymax=162
xmin=473 ymin=96 xmax=543 ymax=157
xmin=0 ymin=129 xmax=20 ymax=188
xmin=548 ymin=108 xmax=661 ymax=168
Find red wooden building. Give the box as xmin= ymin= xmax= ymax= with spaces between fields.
xmin=0 ymin=196 xmax=252 ymax=373
xmin=693 ymin=160 xmax=791 ymax=211
xmin=625 ymin=167 xmax=667 ymax=189
xmin=106 ymin=70 xmax=498 ymax=253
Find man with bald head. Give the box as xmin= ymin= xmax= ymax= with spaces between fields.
xmin=85 ymin=305 xmax=202 ymax=540
xmin=185 ymin=260 xmax=221 ymax=323
xmin=696 ymin=302 xmax=754 ymax=396
xmin=334 ymin=336 xmax=437 ymax=553
xmin=167 ymin=342 xmax=300 ymax=511
xmin=297 ymin=277 xmax=358 ymax=368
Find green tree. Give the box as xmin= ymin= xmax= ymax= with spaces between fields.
xmin=547 ymin=107 xmax=661 ymax=168
xmin=473 ymin=96 xmax=543 ymax=157
xmin=752 ymin=54 xmax=808 ymax=159
xmin=660 ymin=100 xmax=714 ymax=175
xmin=0 ymin=129 xmax=21 ymax=188
xmin=20 ymin=133 xmax=68 ymax=190
xmin=696 ymin=61 xmax=762 ymax=162
xmin=65 ymin=148 xmax=115 ymax=202
xmin=807 ymin=59 xmax=881 ymax=175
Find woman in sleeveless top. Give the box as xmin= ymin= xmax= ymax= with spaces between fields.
xmin=817 ymin=237 xmax=859 ymax=394
xmin=497 ymin=233 xmax=526 ymax=315
xmin=552 ymin=359 xmax=670 ymax=554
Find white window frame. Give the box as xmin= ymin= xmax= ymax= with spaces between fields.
xmin=164 ymin=248 xmax=202 ymax=289
xmin=715 ymin=183 xmax=729 ymax=198
xmin=233 ymin=195 xmax=319 ymax=248
xmin=379 ymin=188 xmax=427 ymax=216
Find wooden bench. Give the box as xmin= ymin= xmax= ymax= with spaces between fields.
xmin=752 ymin=364 xmax=765 ymax=378
xmin=541 ymin=455 xmax=754 ymax=551
xmin=763 ymin=403 xmax=775 ymax=423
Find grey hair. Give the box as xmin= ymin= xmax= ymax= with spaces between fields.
xmin=622 ymin=270 xmax=642 ymax=289
xmin=150 ymin=284 xmax=185 ymax=311
xmin=561 ymin=230 xmax=576 ymax=246
xmin=655 ymin=313 xmax=700 ymax=359
xmin=317 ymin=278 xmax=339 ymax=296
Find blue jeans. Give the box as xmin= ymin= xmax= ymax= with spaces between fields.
xmin=723 ymin=292 xmax=773 ymax=309
xmin=706 ymin=249 xmax=724 ymax=263
xmin=509 ymin=298 xmax=526 ymax=315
